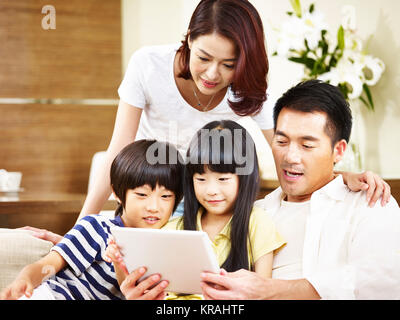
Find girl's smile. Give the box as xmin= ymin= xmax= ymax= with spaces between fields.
xmin=206 ymin=199 xmax=224 ymax=204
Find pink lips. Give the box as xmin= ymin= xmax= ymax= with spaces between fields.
xmin=283 ymin=170 xmax=304 ymax=182
xmin=201 ymin=78 xmax=218 ymax=89
xmin=207 ymin=200 xmax=224 ymax=205
xmin=143 ymin=216 xmax=160 ymax=225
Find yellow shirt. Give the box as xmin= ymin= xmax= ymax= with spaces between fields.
xmin=162 ymin=206 xmax=286 ymax=299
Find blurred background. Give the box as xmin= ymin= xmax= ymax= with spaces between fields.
xmin=0 ymin=0 xmax=399 ymax=234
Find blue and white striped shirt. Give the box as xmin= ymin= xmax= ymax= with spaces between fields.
xmin=46 ymin=214 xmax=125 ymax=300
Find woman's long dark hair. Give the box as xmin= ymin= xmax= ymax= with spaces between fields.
xmin=183 ymin=120 xmax=260 ymax=272
xmin=177 ymin=0 xmax=269 ymax=116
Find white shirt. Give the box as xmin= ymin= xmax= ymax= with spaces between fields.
xmin=255 ymin=175 xmax=400 ymax=299
xmin=118 ymin=44 xmax=274 ymax=155
xmin=271 ymin=200 xmax=308 ymax=280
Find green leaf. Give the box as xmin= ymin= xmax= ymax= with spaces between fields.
xmin=304 ymin=39 xmax=310 ymax=51
xmin=309 ymin=3 xmax=315 ymax=13
xmin=288 ymin=57 xmax=316 ymax=70
xmin=290 ymin=0 xmax=302 ymax=18
xmin=337 ymin=26 xmax=345 ymax=50
xmin=362 ymin=84 xmax=375 ymax=111
xmin=359 ymin=96 xmax=370 ymax=109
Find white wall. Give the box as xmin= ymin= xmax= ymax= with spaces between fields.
xmin=122 ymin=0 xmax=400 ymax=178
xmin=122 ymin=0 xmax=189 ymax=71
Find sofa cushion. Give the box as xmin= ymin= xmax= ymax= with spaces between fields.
xmin=0 ymin=228 xmax=52 ymax=291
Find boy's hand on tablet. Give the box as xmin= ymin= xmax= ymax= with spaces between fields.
xmin=104 ymin=237 xmax=128 ymax=272
xmin=104 ymin=236 xmax=130 ymax=285
xmin=120 ymin=267 xmax=169 ymax=300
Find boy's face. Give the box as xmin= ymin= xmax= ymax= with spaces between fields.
xmin=120 ymin=184 xmax=176 ymax=229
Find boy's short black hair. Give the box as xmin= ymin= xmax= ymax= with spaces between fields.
xmin=110 ymin=140 xmax=184 ymax=217
xmin=273 ymin=80 xmax=353 ymax=146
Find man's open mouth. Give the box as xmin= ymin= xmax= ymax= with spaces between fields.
xmin=284 ymin=170 xmax=303 ymax=178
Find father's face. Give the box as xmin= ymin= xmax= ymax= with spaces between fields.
xmin=272 ymin=108 xmax=345 ymax=202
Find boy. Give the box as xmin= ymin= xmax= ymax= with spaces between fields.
xmin=0 ymin=140 xmax=183 ymax=300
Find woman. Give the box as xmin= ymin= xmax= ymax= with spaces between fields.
xmin=27 ymin=0 xmax=390 ymax=245
xmin=81 ymin=0 xmax=273 ymax=217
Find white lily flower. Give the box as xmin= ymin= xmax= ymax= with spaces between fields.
xmin=318 ymin=57 xmax=363 ymax=99
xmin=346 ymin=51 xmax=385 ymax=86
xmin=318 ymin=70 xmax=339 ymax=86
xmin=342 ymin=50 xmax=365 ymax=77
xmin=361 ymin=56 xmax=385 ymax=86
xmin=276 ymin=9 xmax=328 ymax=56
xmin=321 ymin=73 xmax=337 ymax=85
xmin=274 ymin=0 xmax=384 ymax=105
xmin=342 ymin=5 xmax=357 ymax=31
xmin=302 ymin=11 xmax=328 ymax=50
xmin=342 ymin=74 xmax=363 ymax=99
xmin=336 ymin=57 xmax=364 ymax=99
xmin=344 ymin=31 xmax=363 ymax=52
xmin=276 ymin=16 xmax=308 ymax=56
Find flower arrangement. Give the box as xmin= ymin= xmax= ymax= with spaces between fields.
xmin=273 ymin=0 xmax=385 ymax=110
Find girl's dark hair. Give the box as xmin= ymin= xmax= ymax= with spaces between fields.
xmin=183 ymin=120 xmax=259 ymax=272
xmin=273 ymin=80 xmax=353 ymax=147
xmin=110 ymin=140 xmax=184 ymax=217
xmin=177 ymin=0 xmax=269 ymax=116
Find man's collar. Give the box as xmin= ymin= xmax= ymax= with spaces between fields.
xmin=315 ymin=174 xmax=348 ymax=202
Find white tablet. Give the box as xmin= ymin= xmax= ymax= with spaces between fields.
xmin=110 ymin=227 xmax=220 ymax=294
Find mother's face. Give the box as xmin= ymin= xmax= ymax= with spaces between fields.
xmin=188 ymin=32 xmax=237 ymax=96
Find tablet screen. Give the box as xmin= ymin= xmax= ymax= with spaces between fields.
xmin=110 ymin=227 xmax=220 ymax=294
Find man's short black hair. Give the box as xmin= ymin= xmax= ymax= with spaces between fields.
xmin=273 ymin=80 xmax=353 ymax=146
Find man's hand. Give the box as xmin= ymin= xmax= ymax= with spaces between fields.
xmin=120 ymin=267 xmax=168 ymax=300
xmin=200 ymin=269 xmax=270 ymax=300
xmin=200 ymin=269 xmax=320 ymax=300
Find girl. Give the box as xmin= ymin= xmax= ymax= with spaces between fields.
xmin=164 ymin=120 xmax=285 ymax=299
xmin=0 ymin=140 xmax=183 ymax=300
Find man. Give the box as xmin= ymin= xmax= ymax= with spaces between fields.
xmin=199 ymin=80 xmax=400 ymax=299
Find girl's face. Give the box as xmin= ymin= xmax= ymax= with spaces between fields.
xmin=119 ymin=184 xmax=175 ymax=229
xmin=193 ymin=167 xmax=239 ymax=218
xmin=188 ymin=32 xmax=237 ymax=96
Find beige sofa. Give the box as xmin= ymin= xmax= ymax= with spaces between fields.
xmin=0 ymin=228 xmax=53 ymax=291
xmin=0 ymin=151 xmax=115 ymax=292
